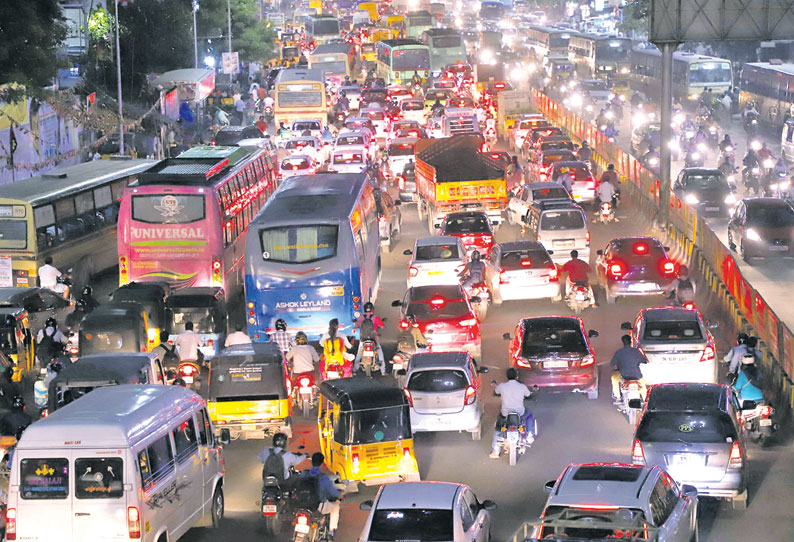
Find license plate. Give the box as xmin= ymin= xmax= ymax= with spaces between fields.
xmin=300 ymin=387 xmax=312 ymax=394
xmin=769 ymin=245 xmax=789 ymax=252
xmin=427 ymin=270 xmax=444 ymax=275
xmin=660 ymin=356 xmax=688 ymax=363
xmin=263 ymin=505 xmax=278 ymax=514
xmin=363 ymin=351 xmax=374 ymax=357
xmin=628 ymin=282 xmax=657 ymax=291
xmin=295 ymin=523 xmax=310 ymax=534
xmin=182 ymin=376 xmax=194 ymax=384
xmin=544 ymin=360 xmax=568 ymax=369
xmin=330 ymin=286 xmax=344 ymax=296
xmin=327 ymin=371 xmax=340 ymax=379
xmin=673 ymin=454 xmax=695 ymax=465
xmin=553 ymin=240 xmax=574 ymax=248
xmin=760 ymin=418 xmax=773 ymax=426
xmin=506 ymin=431 xmax=519 ymax=442
xmin=705 ymin=206 xmax=720 ymax=211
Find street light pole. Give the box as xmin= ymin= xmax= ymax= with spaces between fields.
xmin=227 ymin=0 xmax=233 ymax=53
xmin=193 ymin=1 xmax=199 ymax=68
xmin=115 ymin=0 xmax=124 ymax=155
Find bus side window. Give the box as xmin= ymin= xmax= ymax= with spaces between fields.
xmin=196 ymin=407 xmax=212 ymax=446
xmin=93 ymin=185 xmax=115 ymax=225
xmin=110 ymin=179 xmax=127 ymax=219
xmin=172 ymin=417 xmax=199 ymax=463
xmin=55 ymin=197 xmax=83 ymax=243
xmin=34 ymin=204 xmax=56 ymax=249
xmin=75 ymin=191 xmax=96 ymax=230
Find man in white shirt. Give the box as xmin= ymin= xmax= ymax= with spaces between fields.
xmin=175 ymin=321 xmax=204 ymax=362
xmin=263 ymin=95 xmax=275 ymax=109
xmin=490 ymin=368 xmax=532 ymax=458
xmin=38 ymin=256 xmax=69 ymax=299
xmin=287 ymin=331 xmax=319 ymax=376
xmin=225 ymin=325 xmax=252 ymax=347
xmin=597 ymin=179 xmax=616 ymax=206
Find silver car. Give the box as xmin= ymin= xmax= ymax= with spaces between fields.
xmin=536 ymin=463 xmax=698 ymax=541
xmin=633 ymin=383 xmax=750 ymax=509
xmin=402 ymin=352 xmax=486 ymax=440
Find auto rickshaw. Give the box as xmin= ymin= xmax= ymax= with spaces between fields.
xmin=78 ymin=303 xmax=149 ymax=356
xmin=318 ymin=378 xmax=420 ymax=486
xmin=360 ymin=42 xmax=377 ymax=64
xmin=0 ymin=307 xmax=32 ymax=381
xmin=281 ymin=45 xmax=301 ymax=66
xmin=109 ymin=282 xmax=169 ymax=351
xmin=207 ymin=342 xmax=292 ymax=439
xmin=165 ymin=287 xmax=227 ymax=360
xmin=385 ymin=15 xmax=404 ymax=38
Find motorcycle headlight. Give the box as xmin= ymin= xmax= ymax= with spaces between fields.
xmin=763 ymin=159 xmax=775 ymax=168
xmin=752 ymin=167 xmax=760 ymax=174
xmin=685 ymin=130 xmax=695 ymax=139
xmin=709 ymin=127 xmax=717 ymax=133
xmin=746 ymin=228 xmax=762 ymax=242
xmin=649 ymin=157 xmax=659 ymax=166
xmin=668 ymin=140 xmax=679 ymax=150
xmin=724 ymin=194 xmax=737 ymax=204
xmin=771 ymin=183 xmax=779 ymax=190
xmin=691 ymin=152 xmax=700 ymax=160
xmin=725 ymin=146 xmax=733 ymax=152
xmin=751 ymin=140 xmax=762 ymax=151
xmin=685 ymin=193 xmax=699 ymax=204
xmin=697 ymin=143 xmax=707 ymax=152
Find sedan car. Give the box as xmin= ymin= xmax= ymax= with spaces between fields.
xmin=387 ymin=120 xmax=425 ymax=143
xmin=358 ymin=482 xmax=495 ymax=542
xmin=402 ymin=352 xmax=485 ymax=439
xmin=536 ymin=463 xmax=698 ymax=541
xmin=328 ymin=146 xmax=368 ymax=173
xmin=673 ymin=168 xmax=737 ymax=217
xmin=507 ymin=182 xmax=571 ymax=225
xmin=505 ymin=316 xmax=599 ymax=399
xmin=399 ymin=98 xmax=426 ymax=124
xmin=595 ymin=237 xmax=677 ymax=303
xmin=550 ymin=160 xmax=597 ymax=205
xmin=728 ymin=197 xmax=794 ymax=262
xmin=439 ymin=211 xmax=495 ymax=257
xmin=392 ymin=284 xmax=481 ymax=360
xmin=404 ymin=236 xmax=467 ymax=288
xmin=509 ymin=115 xmax=549 ymax=152
xmin=335 ymin=130 xmax=375 ymax=159
xmin=290 ymin=119 xmax=323 ymax=139
xmin=633 ymin=383 xmax=749 ymax=508
xmin=621 ymin=306 xmax=717 ymax=385
xmin=278 ymin=155 xmax=315 ymax=180
xmin=484 ymin=241 xmax=560 ymax=303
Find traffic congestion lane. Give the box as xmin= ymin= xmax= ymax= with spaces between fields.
xmin=181 ymin=187 xmax=792 ymax=542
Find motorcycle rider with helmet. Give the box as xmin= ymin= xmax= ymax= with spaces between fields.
xmin=610 ymin=334 xmax=648 ymax=403
xmin=258 ymin=432 xmax=309 ymax=489
xmin=0 ymin=396 xmax=31 ymax=438
xmin=287 ymin=331 xmax=320 ymax=383
xmin=663 ymin=265 xmax=696 ymax=305
xmin=732 ymin=349 xmax=764 ymax=404
xmin=489 ymin=368 xmax=534 ymax=459
xmin=36 ymin=316 xmax=67 ymax=369
xmin=577 ymin=140 xmax=593 ymax=162
xmin=270 ymin=319 xmax=294 ymax=358
xmin=458 ymin=250 xmax=486 ymax=292
xmin=353 ymin=302 xmax=386 ymax=375
xmin=66 ymin=285 xmax=99 ymax=328
xmin=724 ymin=333 xmax=761 ymax=376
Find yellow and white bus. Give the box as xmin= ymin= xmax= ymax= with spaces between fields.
xmin=0 ymin=158 xmax=155 ymax=288
xmin=309 ymin=43 xmax=355 ymax=86
xmin=273 ymin=68 xmax=328 ymax=127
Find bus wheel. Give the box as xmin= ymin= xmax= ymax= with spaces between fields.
xmin=212 ymin=486 xmax=225 ymax=528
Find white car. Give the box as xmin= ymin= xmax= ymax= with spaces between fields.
xmin=484 ymin=241 xmax=561 ymax=302
xmin=328 ymin=145 xmax=368 ymax=173
xmin=404 ymin=236 xmax=467 ymax=288
xmin=290 ymin=118 xmax=323 ymax=139
xmin=361 ymin=106 xmax=389 ymax=138
xmin=279 ymin=154 xmax=315 ymax=180
xmin=509 ymin=114 xmax=546 ymax=152
xmin=284 ymin=136 xmax=324 ymax=164
xmin=400 ymin=98 xmax=426 ymax=124
xmin=334 ymin=130 xmax=376 ymax=160
xmin=359 ymin=482 xmax=495 ymax=542
xmin=506 ymin=182 xmax=571 ymax=225
xmin=386 ymin=137 xmax=417 ymax=177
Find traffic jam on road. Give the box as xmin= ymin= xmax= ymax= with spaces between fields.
xmin=2 ymin=1 xmax=794 ymax=542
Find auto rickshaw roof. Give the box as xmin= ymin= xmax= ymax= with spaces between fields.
xmin=81 ymin=304 xmax=145 ymax=327
xmin=0 ymin=306 xmax=26 ymax=318
xmin=166 ymin=287 xmax=224 ymax=307
xmin=0 ymin=287 xmax=38 ymax=306
xmin=111 ymin=282 xmax=170 ymax=301
xmin=214 ymin=342 xmax=284 ymax=366
xmin=319 ymin=377 xmax=408 ymax=411
xmin=50 ymin=353 xmax=155 ymax=388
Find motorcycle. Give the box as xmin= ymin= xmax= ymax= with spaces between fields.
xmin=743 ymin=166 xmax=761 ymax=195
xmin=741 ymin=401 xmax=778 ymax=446
xmin=262 ymin=475 xmax=291 ymax=536
xmin=599 ymin=199 xmax=616 ymax=223
xmin=293 ymin=373 xmax=316 ymax=417
xmin=264 ymin=105 xmax=274 ymax=123
xmin=566 ymin=280 xmax=593 ymax=315
xmin=618 ymin=378 xmax=644 ymax=426
xmin=359 ymin=338 xmax=380 ymax=377
xmin=495 ymin=410 xmax=535 ymax=467
xmin=463 ymin=281 xmax=489 ymax=321
xmin=292 ymin=509 xmax=329 ymax=542
xmin=719 ymin=145 xmax=736 ymax=168
xmin=322 ymin=359 xmax=344 ymax=381
xmin=763 ymin=171 xmax=789 ymax=198
xmin=684 ymin=145 xmax=706 ymax=168
xmin=744 ymin=113 xmax=760 ymax=137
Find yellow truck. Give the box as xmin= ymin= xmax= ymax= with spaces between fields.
xmin=414 ymin=135 xmax=508 ymax=230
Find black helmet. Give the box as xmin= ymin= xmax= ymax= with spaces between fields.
xmin=11 ymin=395 xmax=24 ymax=410
xmin=81 ymin=285 xmax=93 ymax=296
xmin=296 ymin=331 xmax=308 ymax=345
xmin=273 ymin=432 xmax=288 ymax=448
xmin=275 ymin=319 xmax=287 ymax=331
xmin=582 ymin=140 xmax=589 ymax=147
xmin=737 ymin=333 xmax=749 ymax=345
xmin=471 ymin=250 xmax=481 ymax=261
xmin=363 ymin=302 xmax=374 ymax=314
xmin=45 ymin=317 xmax=57 ymax=328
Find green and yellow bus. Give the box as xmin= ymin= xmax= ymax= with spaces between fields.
xmin=375 ymin=39 xmax=431 ymax=85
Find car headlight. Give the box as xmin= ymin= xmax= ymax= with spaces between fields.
xmin=724 ymin=194 xmax=737 ymax=204
xmin=685 ymin=193 xmax=699 ymax=204
xmin=746 ymin=229 xmax=762 ymax=242
xmin=620 ymin=67 xmax=630 ymax=74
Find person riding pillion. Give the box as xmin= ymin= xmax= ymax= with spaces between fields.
xmin=321 ymin=319 xmax=354 ymax=378
xmin=459 ymin=250 xmax=486 ymax=290
xmin=610 ymin=334 xmax=648 ymax=403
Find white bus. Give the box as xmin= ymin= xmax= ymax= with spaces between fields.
xmin=7 ymin=385 xmax=226 ymax=542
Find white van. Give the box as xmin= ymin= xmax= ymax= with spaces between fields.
xmin=7 ymin=385 xmax=226 ymax=542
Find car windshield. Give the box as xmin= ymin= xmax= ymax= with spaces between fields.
xmin=747 ymin=205 xmax=794 ymax=227
xmin=541 ymin=140 xmax=574 ymax=152
xmin=540 ymin=210 xmax=585 ymax=231
xmin=684 ymin=174 xmax=727 ymax=190
xmin=642 ymin=319 xmax=703 ymax=342
xmin=368 ymin=509 xmax=453 ymax=541
xmin=521 ymin=320 xmax=587 ymax=357
xmin=501 ymin=249 xmax=552 ymax=271
xmin=409 ymin=300 xmax=469 ymax=320
xmin=531 ymin=187 xmax=569 ymax=201
xmin=407 ymin=369 xmax=468 ymax=391
xmin=637 ymin=411 xmax=737 ymax=443
xmin=443 ymin=215 xmax=491 ymax=234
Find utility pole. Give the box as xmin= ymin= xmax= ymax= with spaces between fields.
xmin=115 ymin=0 xmax=124 ymax=155
xmin=193 ymin=1 xmax=199 ymax=68
xmin=658 ymin=43 xmax=676 ymax=223
xmin=227 ymin=0 xmax=233 ymax=53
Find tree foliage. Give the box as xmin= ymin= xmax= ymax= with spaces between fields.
xmin=619 ymin=0 xmax=650 ymax=37
xmin=0 ymin=0 xmax=68 ymax=101
xmin=199 ymin=0 xmax=276 ymax=62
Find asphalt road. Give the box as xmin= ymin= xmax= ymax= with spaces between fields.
xmin=178 ymin=185 xmax=794 ymax=542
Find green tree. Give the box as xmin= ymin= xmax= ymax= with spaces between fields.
xmin=0 ymin=0 xmax=68 ymax=101
xmin=199 ymin=0 xmax=276 ymax=62
xmin=619 ymin=0 xmax=650 ymax=37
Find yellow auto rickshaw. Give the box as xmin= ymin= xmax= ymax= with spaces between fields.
xmin=386 ymin=15 xmax=404 ymax=38
xmin=360 ymin=42 xmax=377 ymax=64
xmin=207 ymin=342 xmax=292 ymax=439
xmin=0 ymin=307 xmax=32 ymax=381
xmin=318 ymin=378 xmax=419 ymax=486
xmin=281 ymin=45 xmax=301 ymax=66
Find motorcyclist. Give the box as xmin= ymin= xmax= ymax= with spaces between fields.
xmin=321 ymin=318 xmax=354 ymax=378
xmin=641 ymin=145 xmax=660 ymax=169
xmin=458 ymin=250 xmax=486 ymax=290
xmin=489 ymin=368 xmax=533 ymax=459
xmin=258 ymin=432 xmax=309 ymax=489
xmin=430 ymin=98 xmax=445 ymax=116
xmin=557 ymin=167 xmax=573 ymax=193
xmin=561 ymin=250 xmax=595 ymax=305
xmin=269 ymin=318 xmax=294 ymax=358
xmin=35 ymin=316 xmax=67 ymax=368
xmin=610 ymin=334 xmax=648 ymax=403
xmin=338 ymin=91 xmax=350 ymax=111
xmin=404 ymin=314 xmax=428 ymax=349
xmin=603 ymin=122 xmax=618 ymax=140
xmin=724 ymin=333 xmax=761 ymax=376
xmin=743 ymin=100 xmax=759 ymax=122
xmin=732 ymin=350 xmax=764 ymax=404
xmin=297 ymin=452 xmax=342 ymax=539
xmin=175 ymin=321 xmax=205 ymax=366
xmin=76 ymin=285 xmax=99 ymax=313
xmin=758 ymin=142 xmax=775 ymax=163
xmin=718 ymin=154 xmax=735 ymax=177
xmin=681 ymin=115 xmax=697 ymax=136
xmin=38 ymin=256 xmax=70 ymax=300
xmin=263 ymin=94 xmax=275 ymax=110
xmin=321 ymin=125 xmax=335 ymax=144
xmin=411 ymin=71 xmax=422 ymax=87
xmin=577 ymin=140 xmax=593 ymax=162
xmin=595 ymin=108 xmax=608 ymax=128
xmin=353 ymin=302 xmax=385 ymax=375
xmin=277 ymin=122 xmax=291 ymax=140
xmin=506 ymin=156 xmax=524 ymax=192
xmin=600 ymin=163 xmax=619 ymax=187
xmin=743 ymin=148 xmax=760 ymax=170
xmin=663 ymin=265 xmax=696 ymax=305
xmin=0 ymin=396 xmax=31 ymax=438
xmin=597 ymin=176 xmax=616 ymax=207
xmin=774 ymin=156 xmax=787 ymax=177
xmin=287 ymin=331 xmax=319 ymax=383
xmin=718 ymin=134 xmax=733 ymax=153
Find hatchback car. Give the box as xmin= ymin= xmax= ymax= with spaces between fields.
xmin=673 ymin=168 xmax=737 ymax=217
xmin=329 ymin=146 xmax=368 ymax=173
xmin=392 ymin=284 xmax=481 ymax=360
xmin=523 ymin=125 xmax=563 ymax=155
xmin=484 ymin=241 xmax=560 ymax=303
xmin=284 ymin=136 xmax=325 ymax=164
xmin=278 ymin=155 xmax=315 ymax=180
xmin=404 ymin=236 xmax=467 ymax=288
xmin=335 ymin=130 xmax=375 ymax=159
xmin=621 ymin=306 xmax=717 ymax=385
xmin=400 ymin=98 xmax=426 ymax=124
xmin=550 ymin=160 xmax=597 ymax=205
xmin=595 ymin=237 xmax=676 ymax=303
xmin=533 ymin=149 xmax=577 ymax=181
xmin=387 ymin=120 xmax=424 ymax=143
xmin=524 ymin=200 xmax=590 ymax=264
xmin=439 ymin=211 xmax=495 ymax=257
xmin=633 ymin=383 xmax=749 ymax=508
xmin=507 ymin=182 xmax=571 ymax=225
xmin=536 ymin=463 xmax=698 ymax=541
xmin=403 ymin=352 xmax=486 ymax=439
xmin=424 ymin=88 xmax=452 ymax=108
xmin=358 ymin=482 xmax=496 ymax=542
xmin=509 ymin=115 xmax=549 ymax=152
xmin=505 ymin=316 xmax=599 ymax=399
xmin=728 ymin=197 xmax=794 ymax=262
xmin=290 ymin=119 xmax=323 ymax=139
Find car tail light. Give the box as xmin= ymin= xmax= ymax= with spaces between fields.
xmin=580 ymin=353 xmax=595 ymax=367
xmin=661 ymin=260 xmax=676 ymax=275
xmin=516 ymin=358 xmax=532 ymax=369
xmin=352 ymin=453 xmax=360 ymax=473
xmin=608 ymin=261 xmax=625 ymax=278
xmin=483 ymin=235 xmax=493 ymax=243
xmin=6 ymin=508 xmax=15 ymax=540
xmin=284 ymin=373 xmax=292 ymax=396
xmin=180 ymin=365 xmax=196 ymax=377
xmin=586 ymin=178 xmax=595 ymax=189
xmin=128 ymin=506 xmax=141 ymax=539
xmin=700 ymin=344 xmax=715 ymax=362
xmin=585 ymin=231 xmax=590 ymax=245
xmin=459 ymin=318 xmax=477 ymax=327
xmin=403 ymin=388 xmax=413 ymax=405
xmin=430 ymin=296 xmax=446 ymax=306
xmin=399 ymin=319 xmax=410 ymax=330
xmin=633 ymin=242 xmax=648 ymax=254
xmin=296 ymin=511 xmax=310 ymax=526
xmin=728 ymin=441 xmax=743 ymax=469
xmin=499 ymin=270 xmax=508 ymax=284
xmin=548 ymin=266 xmax=559 ymax=281
xmin=520 ymin=259 xmax=532 ymax=267
xmin=631 ymin=439 xmax=645 ymax=463
xmin=409 ymin=266 xmax=418 ymax=277
xmin=683 ymin=301 xmax=696 ymax=310
xmin=464 ymin=385 xmax=477 ymax=405
xmin=379 ymin=215 xmax=386 ymax=223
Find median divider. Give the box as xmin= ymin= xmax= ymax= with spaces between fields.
xmin=527 ymin=89 xmax=794 ymax=422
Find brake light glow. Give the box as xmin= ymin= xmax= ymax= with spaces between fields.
xmin=464 ymin=385 xmax=477 ymax=405
xmin=760 ymin=405 xmax=772 ymax=417
xmin=728 ymin=441 xmax=742 ymax=468
xmin=520 ymin=259 xmax=532 ymax=267
xmin=585 ymin=231 xmax=590 ymax=245
xmin=430 ymin=297 xmax=446 ymax=306
xmin=6 ymin=508 xmax=15 ymax=540
xmin=128 ymin=506 xmax=141 ymax=539
xmin=296 ymin=512 xmax=310 ymax=526
xmin=409 ymin=266 xmax=418 ymax=277
xmin=180 ymin=365 xmax=196 ymax=376
xmin=631 ymin=439 xmax=645 ymax=463
xmin=352 ymin=453 xmax=360 ymax=473
xmin=399 ymin=319 xmax=410 ymax=330
xmin=379 ymin=215 xmax=386 ymax=223
xmin=609 ymin=261 xmax=625 ymax=278
xmin=548 ymin=266 xmax=559 ymax=281
xmin=700 ymin=344 xmax=715 ymax=362
xmin=571 ymin=504 xmax=620 ymax=511
xmin=403 ymin=388 xmax=413 ymax=405
xmin=499 ymin=270 xmax=508 ymax=284
xmin=459 ymin=318 xmax=477 ymax=327
xmin=633 ymin=242 xmax=648 ymax=254
xmin=662 ymin=260 xmax=676 ymax=275
xmin=580 ymin=353 xmax=595 ymax=367
xmin=299 ymin=376 xmax=311 ymax=388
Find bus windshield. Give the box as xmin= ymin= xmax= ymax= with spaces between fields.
xmin=131 ymin=194 xmax=206 ymax=224
xmin=689 ymin=62 xmax=731 ymax=84
xmin=408 ymin=15 xmax=432 ymax=26
xmin=259 ymin=224 xmax=338 ymax=264
xmin=596 ymin=40 xmax=631 ymax=60
xmin=392 ymin=49 xmax=430 ymax=71
xmin=433 ymin=36 xmax=462 ymax=48
xmin=313 ymin=19 xmax=340 ymax=34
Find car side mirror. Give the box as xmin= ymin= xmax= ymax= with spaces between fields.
xmin=482 ymin=499 xmax=497 ymax=510
xmin=706 ymin=320 xmax=719 ymax=330
xmin=596 ymin=249 xmax=603 ymax=256
xmin=478 ymin=366 xmax=489 ymax=373
xmin=588 ymin=329 xmax=599 ymax=338
xmin=391 ymin=300 xmax=403 ymax=307
xmin=681 ymin=484 xmax=698 ymax=498
xmin=502 ymin=333 xmax=512 ymax=340
xmin=628 ymin=398 xmax=642 ymax=409
xmin=403 ymin=249 xmax=412 ymax=256
xmin=544 ymin=480 xmax=556 ymax=492
xmin=360 ymin=499 xmax=373 ymax=511
xmin=742 ymin=400 xmax=757 ymax=410
xmin=219 ymin=428 xmax=231 ymax=446
xmin=620 ymin=322 xmax=633 ymax=330
xmin=470 ymin=296 xmax=482 ymax=304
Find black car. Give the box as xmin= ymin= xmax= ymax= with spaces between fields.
xmin=595 ymin=237 xmax=676 ymax=303
xmin=211 ymin=125 xmax=263 ymax=146
xmin=728 ymin=197 xmax=794 ymax=262
xmin=673 ymin=168 xmax=737 ymax=217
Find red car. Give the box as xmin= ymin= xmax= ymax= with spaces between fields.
xmin=392 ymin=284 xmax=481 ymax=360
xmin=440 ymin=211 xmax=495 ymax=257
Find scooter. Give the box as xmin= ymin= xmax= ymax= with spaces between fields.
xmin=566 ymin=279 xmax=593 ymax=315
xmin=293 ymin=373 xmax=316 ymax=417
xmin=618 ymin=378 xmax=644 ymax=426
xmin=469 ymin=283 xmax=489 ymax=321
xmin=741 ymin=401 xmax=778 ymax=446
xmin=684 ymin=145 xmax=706 ymax=168
xmin=599 ymin=199 xmax=616 ymax=223
xmin=264 ymin=105 xmax=274 ymax=123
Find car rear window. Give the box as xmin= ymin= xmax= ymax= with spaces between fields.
xmin=389 ymin=143 xmax=415 ymax=156
xmin=637 ymin=411 xmax=737 ymax=443
xmin=541 ymin=140 xmax=574 ymax=152
xmin=747 ymin=205 xmax=794 ymax=227
xmin=572 ymin=465 xmax=642 ymax=482
xmin=336 ymin=135 xmax=365 ymax=146
xmin=368 ymin=509 xmax=453 ymax=541
xmin=409 ymin=300 xmax=470 ymax=320
xmin=642 ymin=319 xmax=703 ymax=341
xmin=333 ymin=152 xmax=364 ymax=164
xmin=540 ymin=210 xmax=585 ymax=231
xmin=553 ymin=165 xmax=589 ymax=181
xmin=281 ymin=157 xmax=311 ymax=169
xmin=75 ymin=457 xmax=124 ymax=499
xmin=293 ymin=121 xmax=321 ymax=131
xmin=415 ymin=244 xmax=460 ymax=261
xmin=501 ymin=249 xmax=551 ymax=271
xmin=521 ymin=320 xmax=587 ymax=357
xmin=286 ymin=139 xmax=316 ymax=149
xmin=20 ymin=458 xmax=70 ymax=499
xmin=443 ymin=215 xmax=491 ymax=234
xmin=408 ymin=369 xmax=468 ymax=392
xmin=542 ymin=152 xmax=575 ymax=166
xmin=532 ymin=187 xmax=569 ymax=201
